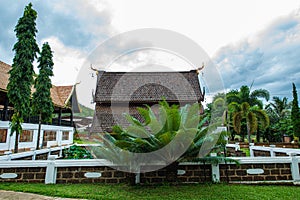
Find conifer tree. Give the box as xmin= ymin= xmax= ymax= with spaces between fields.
xmin=291 ymin=83 xmax=300 ymax=137
xmin=32 ymin=43 xmax=54 ymax=150
xmin=7 ymin=3 xmax=39 ymax=153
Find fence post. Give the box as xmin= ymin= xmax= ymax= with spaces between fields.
xmin=135 ymin=173 xmax=140 ymax=184
xmin=59 ymin=146 xmax=63 ymax=158
xmin=290 ymin=154 xmax=300 ymax=183
xmin=4 ymin=151 xmax=12 ymax=161
xmin=249 ymin=144 xmax=254 ymax=157
xmin=211 ymin=164 xmax=220 ymax=183
xmin=47 ymin=146 xmax=51 ymax=158
xmin=235 ymin=142 xmax=240 ymax=151
xmin=135 ymin=165 xmax=141 ymax=184
xmin=45 ymin=155 xmax=57 ymax=184
xmin=210 ymin=153 xmax=220 ymax=183
xmin=269 ymin=145 xmax=275 ymax=157
xmin=30 ymin=147 xmax=36 ymax=160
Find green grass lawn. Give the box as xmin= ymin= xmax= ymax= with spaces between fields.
xmin=0 ymin=183 xmax=299 ymax=200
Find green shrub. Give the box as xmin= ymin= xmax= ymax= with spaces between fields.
xmin=63 ymin=145 xmax=93 ymax=159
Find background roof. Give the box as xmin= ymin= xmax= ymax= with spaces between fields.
xmin=95 ymin=70 xmax=204 ymax=103
xmin=0 ymin=61 xmax=75 ymax=108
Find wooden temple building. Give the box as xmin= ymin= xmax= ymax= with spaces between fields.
xmin=0 ymin=60 xmax=79 ymax=126
xmin=91 ymin=70 xmax=204 ymax=133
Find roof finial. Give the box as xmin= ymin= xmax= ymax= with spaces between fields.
xmin=90 ymin=64 xmax=98 ymax=75
xmin=196 ymin=62 xmax=205 ymax=74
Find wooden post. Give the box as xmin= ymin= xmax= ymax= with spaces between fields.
xmin=2 ymin=96 xmax=8 ymax=121
xmin=70 ymin=109 xmax=73 ymax=127
xmin=58 ymin=108 xmax=62 ymax=126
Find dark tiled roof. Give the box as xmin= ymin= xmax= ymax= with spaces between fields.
xmin=95 ymin=70 xmax=204 ymax=103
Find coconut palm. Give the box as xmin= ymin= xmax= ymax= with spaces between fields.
xmin=230 ymin=102 xmax=269 ymax=143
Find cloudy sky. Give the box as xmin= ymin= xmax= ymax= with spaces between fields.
xmin=1 ymin=0 xmax=300 ymax=106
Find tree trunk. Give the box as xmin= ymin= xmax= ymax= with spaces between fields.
xmin=256 ymin=126 xmax=260 ymax=143
xmin=247 ymin=122 xmax=251 ymax=144
xmin=14 ymin=130 xmax=19 ymax=153
xmin=36 ymin=113 xmax=42 ymax=150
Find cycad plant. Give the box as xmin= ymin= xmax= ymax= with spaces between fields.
xmin=91 ymin=100 xmax=231 ymax=175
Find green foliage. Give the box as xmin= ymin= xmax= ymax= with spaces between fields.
xmin=32 ymin=42 xmax=54 ymax=122
xmin=226 ymin=85 xmax=269 ymax=109
xmin=10 ymin=112 xmax=23 ymax=137
xmin=94 ymin=100 xmax=228 ymax=166
xmin=110 ymin=101 xmax=200 ymax=156
xmin=265 ymin=96 xmax=292 ymax=142
xmin=7 ymin=3 xmax=39 ymax=153
xmin=211 ymin=97 xmax=227 ymax=125
xmin=266 ymin=96 xmax=291 ymax=119
xmin=189 ymin=156 xmax=239 ymax=166
xmin=291 ymin=83 xmax=300 ymax=137
xmin=225 ymin=85 xmax=270 ymax=142
xmin=63 ymin=145 xmax=93 ymax=159
xmin=74 ymin=104 xmax=94 ymax=117
xmin=230 ymin=102 xmax=269 ymax=143
xmin=7 ymin=3 xmax=39 ymax=117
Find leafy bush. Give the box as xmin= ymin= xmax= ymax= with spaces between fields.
xmin=63 ymin=145 xmax=93 ymax=159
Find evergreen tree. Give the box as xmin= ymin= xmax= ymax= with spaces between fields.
xmin=7 ymin=3 xmax=39 ymax=153
xmin=32 ymin=43 xmax=54 ymax=149
xmin=291 ymin=83 xmax=300 ymax=137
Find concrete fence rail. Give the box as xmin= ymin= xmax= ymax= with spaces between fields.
xmin=0 ymin=145 xmax=71 ymax=161
xmin=0 ymin=156 xmax=299 ymax=185
xmin=250 ymin=145 xmax=300 ymax=157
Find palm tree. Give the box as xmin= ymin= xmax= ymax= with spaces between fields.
xmin=265 ymin=96 xmax=292 ymax=142
xmin=227 ymin=85 xmax=270 ymax=109
xmin=230 ymin=102 xmax=269 ymax=143
xmin=225 ymin=85 xmax=270 ymax=142
xmin=266 ymin=96 xmax=290 ymax=119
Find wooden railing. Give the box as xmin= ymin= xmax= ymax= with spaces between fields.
xmin=0 ymin=109 xmax=73 ymax=127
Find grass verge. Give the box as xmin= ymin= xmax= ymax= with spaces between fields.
xmin=0 ymin=183 xmax=300 ymax=200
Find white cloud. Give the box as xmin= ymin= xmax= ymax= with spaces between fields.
xmin=41 ymin=37 xmax=86 ymax=85
xmin=213 ymin=10 xmax=300 ymax=100
xmin=109 ymin=0 xmax=300 ymax=57
xmin=2 ymin=0 xmax=300 ymax=106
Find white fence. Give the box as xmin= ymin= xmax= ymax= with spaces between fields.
xmin=226 ymin=143 xmax=240 ymax=151
xmin=0 ymin=156 xmax=300 ymax=184
xmin=250 ymin=145 xmax=300 ymax=157
xmin=0 ymin=121 xmax=74 ymax=152
xmin=0 ymin=145 xmax=72 ymax=161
